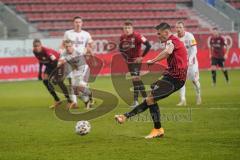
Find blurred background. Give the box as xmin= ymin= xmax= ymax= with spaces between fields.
xmin=0 ymin=0 xmax=239 ymax=81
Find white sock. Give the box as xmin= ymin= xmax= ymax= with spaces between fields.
xmin=193 ymin=80 xmax=201 ymax=97
xmin=70 ymin=94 xmax=78 ymax=103
xmin=179 ymin=85 xmax=186 ymax=102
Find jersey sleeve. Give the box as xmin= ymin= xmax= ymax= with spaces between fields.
xmin=136 ymin=33 xmax=147 ymax=43
xmin=45 ymin=48 xmax=59 ymax=60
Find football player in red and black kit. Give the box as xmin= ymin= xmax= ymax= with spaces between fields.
xmin=119 ymin=21 xmax=151 ymax=107
xmin=209 ymin=27 xmax=230 ymax=86
xmin=33 ymin=39 xmax=74 ymax=108
xmin=115 ymin=23 xmax=188 ymax=139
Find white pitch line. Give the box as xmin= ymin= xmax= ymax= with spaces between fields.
xmin=161 ymin=107 xmax=240 ymax=110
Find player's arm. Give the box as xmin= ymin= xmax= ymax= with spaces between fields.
xmin=209 ymin=38 xmax=213 ymax=59
xmin=147 ymin=40 xmax=174 ymax=64
xmin=135 ymin=35 xmax=151 ymax=63
xmin=47 ymin=51 xmax=58 ymax=67
xmin=188 ymin=35 xmax=197 ymax=66
xmin=224 ymin=40 xmax=230 ymax=60
xmin=59 ymin=32 xmax=68 ymax=54
xmin=85 ymin=33 xmax=94 ymax=56
xmin=57 ymin=58 xmax=67 ymax=67
xmin=188 ymin=45 xmax=197 ymax=66
xmin=38 ymin=63 xmax=43 ymax=80
xmin=142 ymin=41 xmax=151 ymax=57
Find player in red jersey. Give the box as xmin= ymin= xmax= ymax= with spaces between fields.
xmin=119 ymin=21 xmax=151 ymax=107
xmin=33 ymin=39 xmax=74 ymax=108
xmin=115 ymin=22 xmax=188 ymax=139
xmin=209 ymin=27 xmax=230 ymax=86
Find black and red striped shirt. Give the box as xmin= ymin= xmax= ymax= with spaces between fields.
xmin=164 ymin=35 xmax=188 ymax=81
xmin=119 ymin=32 xmax=146 ymax=62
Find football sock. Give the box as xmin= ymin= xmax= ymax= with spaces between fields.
xmin=193 ymin=80 xmax=201 ymax=96
xmin=138 ymin=80 xmax=147 ymax=98
xmin=149 ymin=103 xmax=161 ymax=129
xmin=179 ymin=85 xmax=186 ymax=102
xmin=57 ymin=81 xmax=72 ymax=103
xmin=124 ymin=100 xmax=149 ymax=118
xmin=223 ymin=70 xmax=229 ymax=82
xmin=211 ymin=70 xmax=216 ymax=84
xmin=132 ymin=81 xmax=139 ymax=102
xmin=43 ymin=79 xmax=60 ymax=101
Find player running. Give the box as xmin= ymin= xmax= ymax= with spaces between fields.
xmin=60 ymin=16 xmax=94 ymax=106
xmin=115 ymin=22 xmax=188 ymax=139
xmin=119 ymin=21 xmax=151 ymax=107
xmin=209 ymin=27 xmax=230 ymax=86
xmin=175 ymin=21 xmax=201 ymax=106
xmin=58 ymin=40 xmax=93 ymax=109
xmin=32 ymin=39 xmax=73 ymax=108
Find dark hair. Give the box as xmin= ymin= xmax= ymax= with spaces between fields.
xmin=124 ymin=20 xmax=133 ymax=26
xmin=212 ymin=27 xmax=218 ymax=30
xmin=33 ymin=39 xmax=41 ymax=45
xmin=155 ymin=22 xmax=171 ymax=30
xmin=176 ymin=21 xmax=185 ymax=26
xmin=63 ymin=39 xmax=73 ymax=44
xmin=73 ymin=16 xmax=82 ymax=21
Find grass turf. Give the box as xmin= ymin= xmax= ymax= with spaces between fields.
xmin=0 ymin=70 xmax=240 ymax=160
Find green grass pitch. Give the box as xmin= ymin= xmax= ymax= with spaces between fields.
xmin=0 ymin=70 xmax=240 ymax=160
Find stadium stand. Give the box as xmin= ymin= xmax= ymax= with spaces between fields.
xmin=0 ymin=0 xmax=211 ymax=37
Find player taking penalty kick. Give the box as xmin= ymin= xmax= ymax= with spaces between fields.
xmin=115 ymin=23 xmax=188 ymax=139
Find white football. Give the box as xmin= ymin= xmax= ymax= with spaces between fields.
xmin=75 ymin=121 xmax=91 ymax=136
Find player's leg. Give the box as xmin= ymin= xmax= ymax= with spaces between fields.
xmin=115 ymin=76 xmax=184 ymax=138
xmin=74 ymin=65 xmax=92 ymax=109
xmin=42 ymin=71 xmax=61 ymax=107
xmin=192 ymin=80 xmax=201 ymax=105
xmin=177 ymin=85 xmax=186 ymax=106
xmin=211 ymin=58 xmax=217 ymax=86
xmin=66 ymin=63 xmax=78 ymax=105
xmin=68 ymin=77 xmax=77 ymax=103
xmin=135 ymin=63 xmax=147 ymax=98
xmin=190 ymin=66 xmax=201 ymax=105
xmin=219 ymin=59 xmax=229 ymax=83
xmin=53 ymin=65 xmax=73 ymax=105
xmin=129 ymin=63 xmax=147 ymax=107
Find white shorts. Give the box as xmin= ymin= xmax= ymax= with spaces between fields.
xmin=71 ymin=65 xmax=90 ymax=87
xmin=187 ymin=64 xmax=199 ymax=81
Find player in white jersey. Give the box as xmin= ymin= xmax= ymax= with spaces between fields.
xmin=58 ymin=40 xmax=93 ymax=109
xmin=60 ymin=16 xmax=94 ymax=106
xmin=175 ymin=21 xmax=201 ymax=106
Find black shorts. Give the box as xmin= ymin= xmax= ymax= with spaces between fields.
xmin=151 ymin=75 xmax=185 ymax=101
xmin=44 ymin=64 xmax=57 ymax=75
xmin=127 ymin=63 xmax=141 ymax=76
xmin=211 ymin=57 xmax=225 ymax=68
